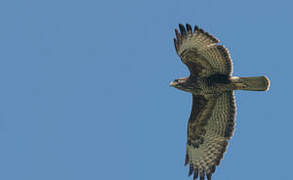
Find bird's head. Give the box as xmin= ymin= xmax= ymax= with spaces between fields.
xmin=170 ymin=77 xmax=191 ymax=91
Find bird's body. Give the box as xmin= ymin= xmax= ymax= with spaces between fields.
xmin=172 ymin=74 xmax=234 ymax=95
xmin=170 ymin=24 xmax=270 ymax=180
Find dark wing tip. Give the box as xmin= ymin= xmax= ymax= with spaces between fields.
xmin=200 ymin=172 xmax=205 ymax=180
xmin=185 ymin=153 xmax=189 ymax=166
xmin=199 ymin=28 xmax=204 ymax=34
xmin=194 ymin=25 xmax=199 ymax=33
xmin=210 ymin=165 xmax=216 ymax=173
xmin=193 ymin=168 xmax=198 ymax=180
xmin=190 ymin=166 xmax=214 ymax=180
xmin=207 ymin=173 xmax=212 ymax=180
xmin=186 ymin=24 xmax=192 ymax=34
xmin=174 ymin=24 xmax=188 ymax=52
xmin=188 ymin=164 xmax=194 ymax=176
xmin=174 ymin=38 xmax=178 ymax=52
xmin=174 ymin=28 xmax=182 ymax=50
xmin=174 ymin=24 xmax=219 ymax=54
xmin=179 ymin=24 xmax=187 ymax=37
xmin=175 ymin=29 xmax=180 ymax=39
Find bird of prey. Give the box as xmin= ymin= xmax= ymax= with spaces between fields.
xmin=170 ymin=24 xmax=270 ymax=180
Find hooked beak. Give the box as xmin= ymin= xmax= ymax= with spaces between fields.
xmin=169 ymin=81 xmax=177 ymax=87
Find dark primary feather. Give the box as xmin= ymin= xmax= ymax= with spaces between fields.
xmin=179 ymin=24 xmax=187 ymax=37
xmin=193 ymin=169 xmax=198 ymax=180
xmin=188 ymin=164 xmax=194 ymax=176
xmin=186 ymin=24 xmax=192 ymax=34
xmin=207 ymin=173 xmax=212 ymax=180
xmin=200 ymin=172 xmax=205 ymax=180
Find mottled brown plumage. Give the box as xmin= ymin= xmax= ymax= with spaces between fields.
xmin=170 ymin=24 xmax=270 ymax=180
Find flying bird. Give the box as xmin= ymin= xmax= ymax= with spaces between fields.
xmin=170 ymin=24 xmax=270 ymax=180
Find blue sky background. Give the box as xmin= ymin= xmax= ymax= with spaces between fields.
xmin=0 ymin=0 xmax=291 ymax=180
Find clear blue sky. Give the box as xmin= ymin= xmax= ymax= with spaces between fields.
xmin=0 ymin=0 xmax=291 ymax=180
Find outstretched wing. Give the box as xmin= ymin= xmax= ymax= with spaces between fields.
xmin=174 ymin=24 xmax=233 ymax=77
xmin=185 ymin=92 xmax=236 ymax=180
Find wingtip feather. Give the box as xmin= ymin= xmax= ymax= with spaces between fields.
xmin=179 ymin=24 xmax=187 ymax=37
xmin=200 ymin=172 xmax=205 ymax=180
xmin=193 ymin=168 xmax=198 ymax=180
xmin=188 ymin=164 xmax=194 ymax=176
xmin=207 ymin=173 xmax=212 ymax=180
xmin=186 ymin=24 xmax=192 ymax=34
xmin=174 ymin=38 xmax=178 ymax=51
xmin=185 ymin=153 xmax=189 ymax=166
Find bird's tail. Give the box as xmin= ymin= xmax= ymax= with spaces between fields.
xmin=231 ymin=76 xmax=270 ymax=91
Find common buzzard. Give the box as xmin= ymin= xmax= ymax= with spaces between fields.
xmin=170 ymin=24 xmax=270 ymax=180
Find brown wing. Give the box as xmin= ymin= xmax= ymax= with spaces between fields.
xmin=185 ymin=92 xmax=236 ymax=180
xmin=174 ymin=24 xmax=233 ymax=77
